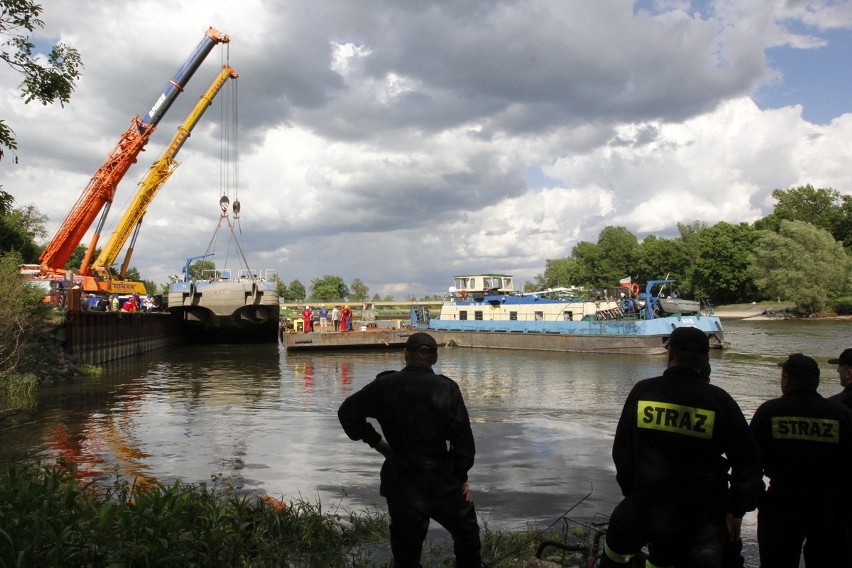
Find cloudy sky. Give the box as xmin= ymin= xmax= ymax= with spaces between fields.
xmin=2 ymin=0 xmax=851 ymax=298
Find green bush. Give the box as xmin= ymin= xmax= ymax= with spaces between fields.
xmin=1 ymin=373 xmax=38 ymax=407
xmin=0 ymin=463 xmax=390 ymax=567
xmin=833 ymin=296 xmax=852 ymax=316
xmin=0 ymin=462 xmax=581 ymax=567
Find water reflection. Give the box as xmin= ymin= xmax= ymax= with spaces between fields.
xmin=0 ymin=319 xmax=847 ymax=562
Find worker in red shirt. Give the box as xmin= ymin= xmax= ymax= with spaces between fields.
xmin=301 ymin=306 xmax=313 ymax=333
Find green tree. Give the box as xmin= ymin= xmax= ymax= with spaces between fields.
xmin=539 ymin=257 xmax=589 ymax=289
xmin=186 ymin=259 xmax=215 ymax=281
xmin=559 ymin=226 xmax=639 ymax=288
xmin=840 ymin=194 xmax=852 ymax=249
xmin=0 ymin=191 xmax=46 ymax=262
xmin=691 ymin=222 xmax=759 ymax=304
xmin=310 ymin=275 xmax=348 ymax=301
xmin=1 ymin=0 xmax=83 ymax=156
xmin=593 ymin=226 xmax=639 ymax=286
xmin=64 ymin=244 xmax=91 ymax=270
xmin=271 ymin=274 xmax=288 ymax=298
xmin=0 ymin=250 xmax=52 ymax=382
xmin=751 ymin=220 xmax=851 ymax=314
xmin=349 ymin=278 xmax=368 ymax=301
xmin=755 ymin=185 xmax=849 ymax=246
xmin=287 ymin=279 xmax=306 ymax=301
xmin=0 ymin=188 xmax=11 ymax=213
xmin=634 ymin=235 xmax=691 ymax=292
xmin=371 ymin=293 xmax=381 ymax=302
xmin=675 ymin=220 xmax=708 ymax=294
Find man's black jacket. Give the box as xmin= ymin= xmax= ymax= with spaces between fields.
xmin=612 ymin=366 xmax=762 ymax=517
xmin=338 ymin=363 xmax=475 ymax=498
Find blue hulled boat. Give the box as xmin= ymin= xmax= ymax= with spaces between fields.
xmin=417 ymin=274 xmax=726 ymax=355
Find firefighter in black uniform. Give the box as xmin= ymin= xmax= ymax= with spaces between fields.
xmin=828 ymin=348 xmax=852 ymax=410
xmin=601 ymin=327 xmax=762 ymax=568
xmin=337 ymin=332 xmax=482 ymax=568
xmin=750 ymin=353 xmax=852 ymax=567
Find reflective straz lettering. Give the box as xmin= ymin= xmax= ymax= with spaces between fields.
xmin=771 ymin=417 xmax=840 ymax=443
xmin=637 ymin=401 xmax=716 ymax=439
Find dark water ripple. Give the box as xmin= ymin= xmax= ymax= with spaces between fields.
xmin=1 ymin=319 xmax=846 ymax=566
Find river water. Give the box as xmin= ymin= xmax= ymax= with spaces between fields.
xmin=1 ymin=319 xmax=848 ymax=565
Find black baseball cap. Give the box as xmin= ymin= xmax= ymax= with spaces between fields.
xmin=778 ymin=353 xmax=820 ymax=380
xmin=405 ymin=332 xmax=438 ymax=354
xmin=828 ymin=348 xmax=852 ymax=366
xmin=667 ymin=327 xmax=709 ymax=354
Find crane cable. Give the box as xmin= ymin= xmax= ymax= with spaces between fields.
xmin=203 ymin=43 xmax=255 ymax=280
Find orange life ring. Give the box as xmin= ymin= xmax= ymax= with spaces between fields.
xmin=458 ymin=290 xmax=468 ymax=301
xmin=630 ymin=283 xmax=640 ymax=296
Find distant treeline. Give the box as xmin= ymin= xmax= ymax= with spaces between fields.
xmin=532 ymin=185 xmax=851 ymax=315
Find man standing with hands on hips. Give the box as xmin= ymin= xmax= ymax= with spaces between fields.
xmin=338 ymin=332 xmax=482 ymax=568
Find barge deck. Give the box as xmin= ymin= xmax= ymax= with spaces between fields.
xmin=281 ymin=325 xmax=726 ymax=355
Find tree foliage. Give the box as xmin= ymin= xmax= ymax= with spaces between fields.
xmin=751 ymin=220 xmax=851 ymax=314
xmin=675 ymin=220 xmax=708 ymax=295
xmin=270 ymin=274 xmax=288 ymax=298
xmin=691 ymin=222 xmax=759 ymax=304
xmin=0 ymin=250 xmax=52 ymax=381
xmin=537 ymin=257 xmax=588 ymax=289
xmin=0 ymin=189 xmax=45 ymax=262
xmin=285 ymin=279 xmax=306 ymax=301
xmin=633 ymin=235 xmax=691 ymax=292
xmin=186 ymin=259 xmax=215 ymax=281
xmin=563 ymin=226 xmax=639 ymax=288
xmin=310 ymin=275 xmax=348 ymax=301
xmin=349 ymin=278 xmax=368 ymax=301
xmin=755 ymin=185 xmax=852 ymax=248
xmin=1 ymin=0 xmax=83 ymax=156
xmin=594 ymin=226 xmax=639 ymax=285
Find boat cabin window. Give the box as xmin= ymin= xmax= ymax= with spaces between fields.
xmin=474 ymin=311 xmax=483 ymax=320
xmin=534 ymin=311 xmax=543 ymax=321
xmin=563 ymin=311 xmax=573 ymax=321
xmin=509 ymin=311 xmax=517 ymax=321
xmin=459 ymin=311 xmax=468 ymax=321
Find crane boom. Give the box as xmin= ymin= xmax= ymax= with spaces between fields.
xmin=92 ymin=65 xmax=239 ymax=280
xmin=39 ymin=27 xmax=229 ymax=275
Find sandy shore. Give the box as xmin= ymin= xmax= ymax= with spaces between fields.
xmin=712 ymin=303 xmax=796 ymax=320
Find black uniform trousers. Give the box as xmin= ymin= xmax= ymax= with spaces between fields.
xmin=603 ymin=491 xmax=727 ymax=568
xmin=757 ymin=488 xmax=848 ymax=568
xmin=385 ymin=487 xmax=481 ymax=568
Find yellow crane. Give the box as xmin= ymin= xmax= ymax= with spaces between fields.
xmin=89 ymin=65 xmax=239 ymax=295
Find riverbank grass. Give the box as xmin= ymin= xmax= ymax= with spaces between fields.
xmin=0 ymin=462 xmax=390 ymax=567
xmin=0 ymin=462 xmax=581 ymax=567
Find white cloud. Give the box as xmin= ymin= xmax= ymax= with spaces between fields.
xmin=1 ymin=0 xmax=850 ymax=297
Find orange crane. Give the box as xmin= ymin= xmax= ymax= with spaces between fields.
xmin=88 ymin=65 xmax=239 ymax=294
xmin=35 ymin=27 xmax=229 ymax=289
